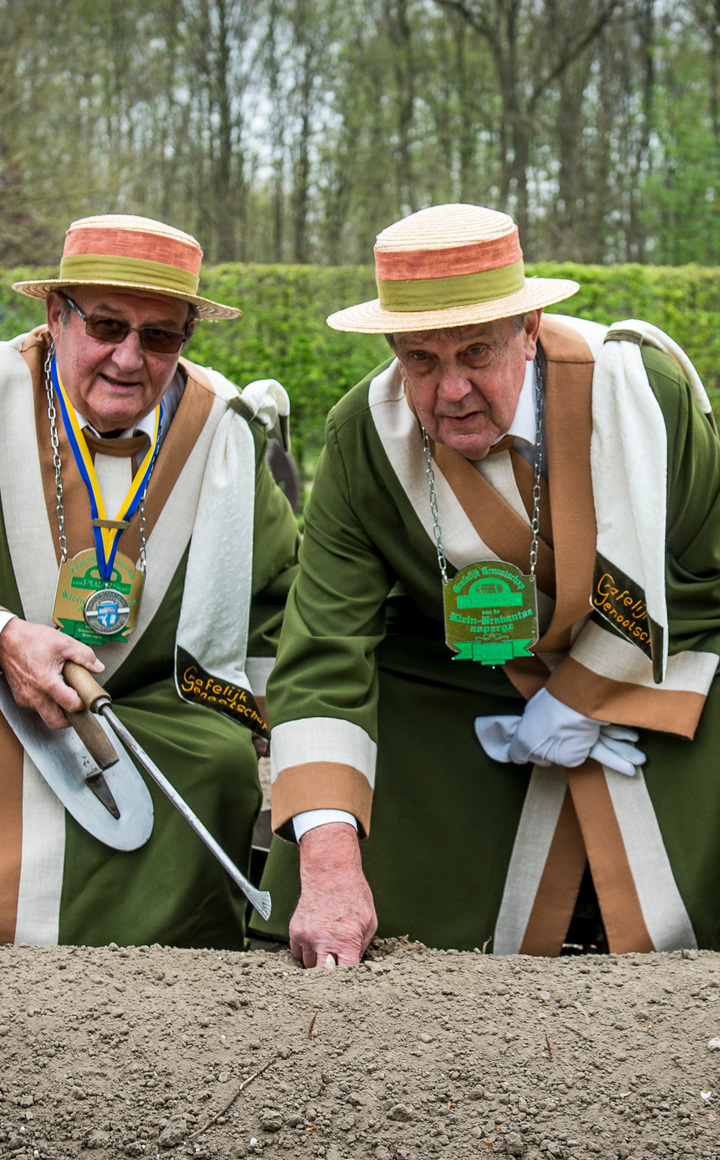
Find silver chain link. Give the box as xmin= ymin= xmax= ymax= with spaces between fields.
xmin=44 ymin=344 xmax=68 ymax=563
xmin=423 ymin=357 xmax=545 ymax=582
xmin=528 ymin=358 xmax=544 ymax=578
xmin=44 ymin=345 xmax=149 ymax=570
xmin=422 ymin=428 xmax=448 ymax=584
xmin=137 ymin=495 xmax=148 ymax=574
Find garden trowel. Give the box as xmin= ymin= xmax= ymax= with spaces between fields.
xmin=62 ymin=661 xmax=272 ymax=920
xmin=0 ymin=672 xmax=154 ymax=851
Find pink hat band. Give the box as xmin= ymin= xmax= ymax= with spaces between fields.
xmin=375 ymin=225 xmax=525 ymax=311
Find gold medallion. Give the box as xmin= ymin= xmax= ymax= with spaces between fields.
xmin=53 ymin=549 xmax=144 ymax=645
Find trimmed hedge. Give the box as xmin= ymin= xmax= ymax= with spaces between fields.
xmin=3 ymin=261 xmax=720 ymax=475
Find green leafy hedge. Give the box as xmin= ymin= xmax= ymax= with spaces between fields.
xmin=3 ymin=261 xmax=720 ymax=475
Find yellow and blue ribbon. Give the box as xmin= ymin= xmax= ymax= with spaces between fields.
xmin=51 ymin=355 xmax=162 ymax=580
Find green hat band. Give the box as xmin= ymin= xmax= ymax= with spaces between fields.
xmin=377 ymin=258 xmax=525 ymax=312
xmin=58 ymin=254 xmax=200 ymax=296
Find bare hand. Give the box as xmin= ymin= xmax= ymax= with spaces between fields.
xmin=252 ymin=734 xmax=270 ymax=758
xmin=0 ymin=618 xmax=104 ymax=730
xmin=289 ymin=822 xmax=377 ymax=968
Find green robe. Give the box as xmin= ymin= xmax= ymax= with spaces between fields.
xmin=257 ymin=316 xmax=720 ymax=953
xmin=0 ymin=328 xmax=299 ymax=949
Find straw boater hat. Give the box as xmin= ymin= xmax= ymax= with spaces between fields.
xmin=13 ymin=214 xmax=241 ymax=322
xmin=327 ymin=203 xmax=579 ymax=334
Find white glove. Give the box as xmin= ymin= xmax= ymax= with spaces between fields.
xmin=590 ymin=725 xmax=647 ymax=777
xmin=507 ymin=688 xmax=604 ymax=767
xmin=474 ymin=688 xmax=646 ymax=776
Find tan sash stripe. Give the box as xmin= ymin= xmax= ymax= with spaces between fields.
xmin=549 ymin=656 xmax=704 ymax=739
xmin=503 ymin=653 xmax=551 ymax=700
xmin=271 ymin=762 xmax=374 ymax=838
xmin=567 ymin=760 xmax=654 ymax=954
xmin=534 ymin=318 xmax=596 ymax=654
xmin=519 ymin=788 xmax=587 ymax=956
xmin=140 ymin=375 xmax=215 ymax=547
xmin=0 ymin=713 xmax=24 ymax=944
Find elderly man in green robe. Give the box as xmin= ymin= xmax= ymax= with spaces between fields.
xmin=257 ymin=203 xmax=720 ymax=965
xmin=0 ymin=213 xmax=298 ymax=948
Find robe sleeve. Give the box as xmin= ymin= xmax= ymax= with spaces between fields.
xmin=266 ymin=408 xmax=396 ymax=839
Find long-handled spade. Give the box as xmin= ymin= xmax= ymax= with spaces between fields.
xmin=63 ymin=661 xmax=272 ymax=921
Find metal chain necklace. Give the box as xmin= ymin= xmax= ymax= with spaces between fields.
xmin=528 ymin=356 xmax=545 ymax=577
xmin=44 ymin=343 xmax=150 ymax=570
xmin=45 ymin=344 xmax=69 ymax=563
xmin=45 ymin=343 xmax=152 ymax=644
xmin=424 ymin=358 xmax=545 ymax=665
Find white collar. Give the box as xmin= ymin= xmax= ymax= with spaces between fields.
xmin=76 ymin=409 xmax=157 ymax=441
xmin=490 ymin=358 xmax=537 ymax=451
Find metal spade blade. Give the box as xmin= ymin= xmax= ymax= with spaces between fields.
xmin=0 ymin=675 xmax=154 ymax=851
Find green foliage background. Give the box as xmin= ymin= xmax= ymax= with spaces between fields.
xmin=3 ymin=262 xmax=720 ymax=477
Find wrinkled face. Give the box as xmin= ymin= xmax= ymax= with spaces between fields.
xmin=392 ymin=312 xmax=541 ymax=459
xmin=46 ymin=287 xmax=194 ymax=433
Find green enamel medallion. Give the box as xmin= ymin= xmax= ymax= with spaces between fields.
xmin=443 ymin=560 xmax=539 ymax=664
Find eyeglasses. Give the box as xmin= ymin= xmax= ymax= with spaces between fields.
xmin=62 ymin=293 xmax=191 ymax=354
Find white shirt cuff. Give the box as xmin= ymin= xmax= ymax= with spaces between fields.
xmin=0 ymin=610 xmax=18 ymax=635
xmin=292 ymin=809 xmax=358 ymax=841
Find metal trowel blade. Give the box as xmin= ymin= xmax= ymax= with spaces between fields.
xmin=0 ymin=675 xmax=154 ymax=850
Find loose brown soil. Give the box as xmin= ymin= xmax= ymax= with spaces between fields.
xmin=2 ymin=939 xmax=720 ymax=1159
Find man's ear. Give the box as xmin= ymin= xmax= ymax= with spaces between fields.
xmin=522 ymin=309 xmax=543 ymax=360
xmin=46 ymin=291 xmax=64 ymax=343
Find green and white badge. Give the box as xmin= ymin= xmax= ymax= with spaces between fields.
xmin=422 ymin=358 xmax=546 ymax=668
xmin=443 ymin=560 xmax=539 ymax=664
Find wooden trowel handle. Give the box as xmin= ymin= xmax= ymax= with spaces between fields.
xmin=63 ymin=662 xmax=118 ymax=771
xmin=63 ymin=661 xmax=112 ymax=712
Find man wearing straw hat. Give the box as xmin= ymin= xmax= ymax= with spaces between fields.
xmin=258 ymin=203 xmax=720 ymax=964
xmin=0 ymin=214 xmax=298 ymax=947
